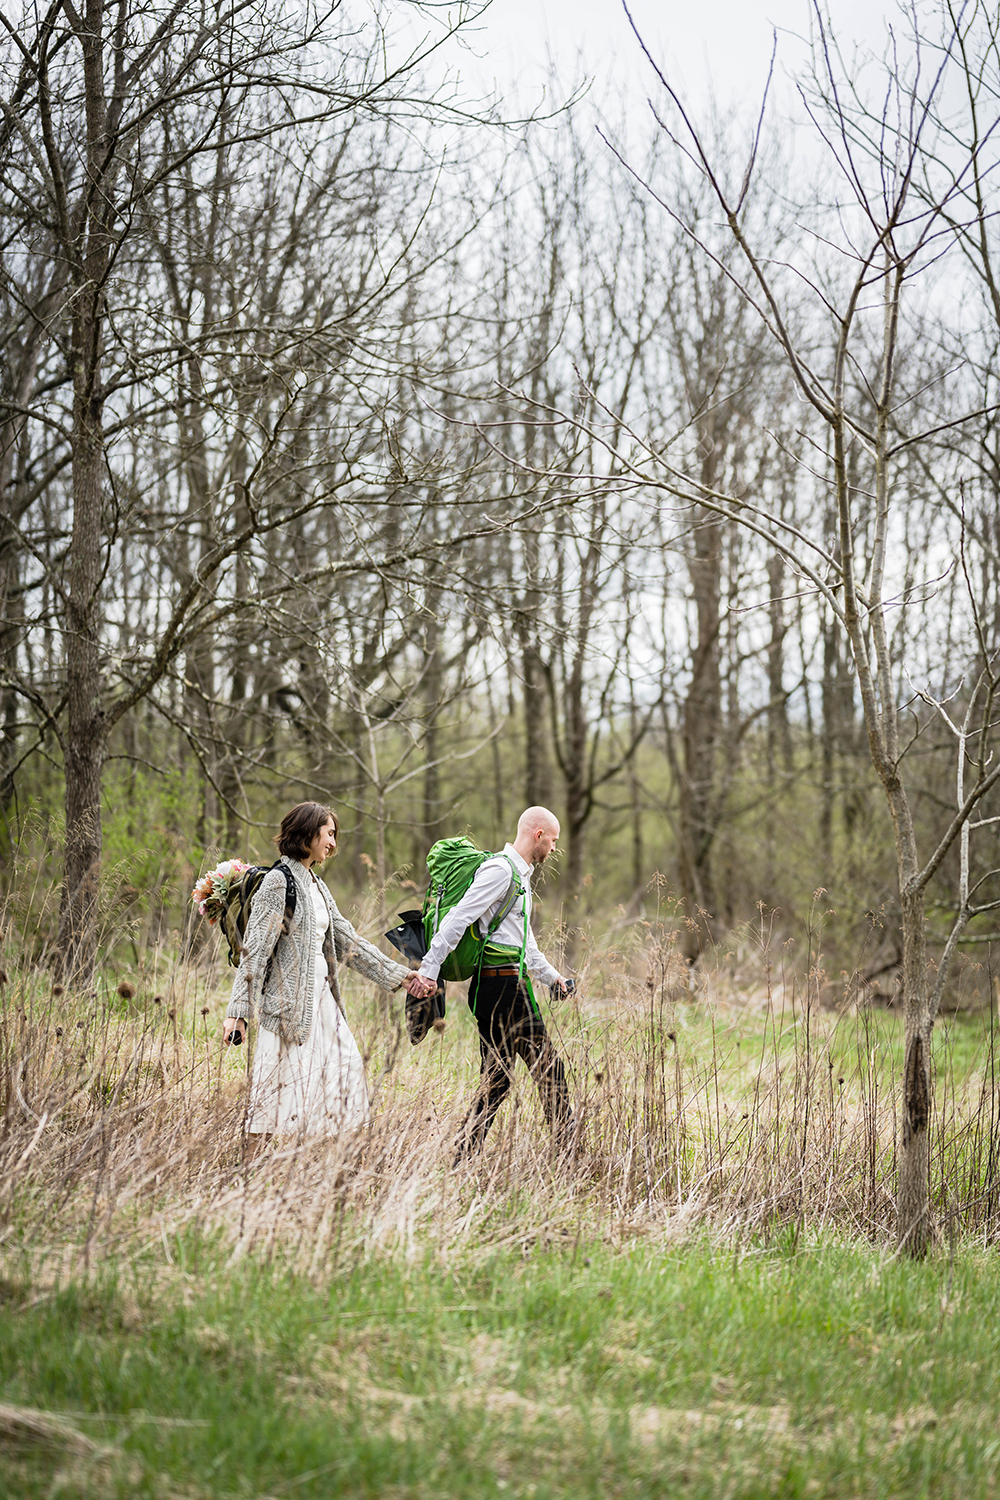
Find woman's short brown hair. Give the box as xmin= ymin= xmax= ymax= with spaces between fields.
xmin=274 ymin=802 xmax=339 ymax=860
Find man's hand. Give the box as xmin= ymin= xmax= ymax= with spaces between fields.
xmin=549 ymin=977 xmax=576 ymax=1001
xmin=405 ymin=972 xmax=437 ymax=999
xmin=223 ymin=1017 xmax=247 ymax=1046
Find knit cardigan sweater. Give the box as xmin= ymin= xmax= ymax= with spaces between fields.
xmin=226 ymin=857 xmax=409 ymax=1045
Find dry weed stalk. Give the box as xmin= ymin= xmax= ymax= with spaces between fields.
xmin=1 ymin=914 xmax=997 ymax=1276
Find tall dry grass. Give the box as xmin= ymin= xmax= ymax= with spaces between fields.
xmin=1 ymin=893 xmax=998 ymax=1280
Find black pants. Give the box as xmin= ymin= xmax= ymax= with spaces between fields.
xmin=456 ymin=972 xmax=571 ymax=1157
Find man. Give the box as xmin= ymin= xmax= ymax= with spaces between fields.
xmin=405 ymin=806 xmax=574 ymax=1158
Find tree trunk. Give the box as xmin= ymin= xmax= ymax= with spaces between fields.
xmin=885 ymin=777 xmax=934 ymax=1256
xmin=418 ymin=600 xmax=442 ymax=868
xmin=678 ymin=502 xmax=722 ymax=959
xmin=765 ymin=552 xmax=792 ymax=776
xmin=56 ymin=383 xmax=106 ymax=983
xmin=521 ymin=640 xmax=551 ymax=807
xmin=897 ymin=881 xmax=932 ymax=1255
xmin=819 ymin=616 xmax=837 ymax=869
xmin=628 ymin=693 xmax=644 ymax=905
xmin=55 ymin=0 xmax=112 ymax=984
xmin=0 ymin=261 xmax=59 ymax=820
xmin=0 ymin=534 xmax=22 ymax=816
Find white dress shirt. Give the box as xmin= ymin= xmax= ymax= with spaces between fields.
xmin=418 ymin=843 xmax=561 ymax=986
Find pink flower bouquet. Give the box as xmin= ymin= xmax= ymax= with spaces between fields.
xmin=191 ymin=859 xmax=250 ymax=924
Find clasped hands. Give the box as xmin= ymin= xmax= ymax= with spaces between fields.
xmin=404 ymin=970 xmax=574 ymax=1000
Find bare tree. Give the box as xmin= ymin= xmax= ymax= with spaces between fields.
xmin=567 ymin=2 xmax=1000 ymax=1253
xmin=0 ymin=0 xmax=489 ymax=978
xmin=649 ymin=147 xmax=801 ymax=955
xmin=455 ymin=111 xmax=669 ymax=907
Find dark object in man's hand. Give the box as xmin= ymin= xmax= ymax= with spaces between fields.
xmin=550 ymin=979 xmax=576 ymax=1001
xmin=405 ymin=982 xmax=446 ymax=1046
xmin=387 ymin=910 xmax=443 ymax=1045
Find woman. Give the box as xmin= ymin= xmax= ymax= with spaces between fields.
xmin=223 ymin=802 xmax=410 ymax=1145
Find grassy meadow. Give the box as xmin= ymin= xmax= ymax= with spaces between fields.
xmin=3 ymin=888 xmax=1000 ymax=1497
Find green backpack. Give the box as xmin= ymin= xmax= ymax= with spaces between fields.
xmin=423 ymin=838 xmax=525 ymax=982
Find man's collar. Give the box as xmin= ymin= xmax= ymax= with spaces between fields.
xmin=502 ymin=842 xmax=532 ymax=878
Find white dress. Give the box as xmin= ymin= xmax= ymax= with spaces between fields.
xmin=246 ymin=880 xmax=370 ymax=1137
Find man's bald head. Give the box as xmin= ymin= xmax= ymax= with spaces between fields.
xmin=517 ymin=806 xmax=559 ymax=840
xmin=514 ymin=807 xmax=560 ymax=866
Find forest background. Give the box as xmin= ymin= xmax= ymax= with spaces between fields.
xmin=3 ymin=0 xmax=1000 ymax=1247
xmin=6 ymin=0 xmax=1000 ymax=986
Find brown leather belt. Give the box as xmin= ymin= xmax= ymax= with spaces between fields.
xmin=478 ymin=965 xmax=519 ymax=977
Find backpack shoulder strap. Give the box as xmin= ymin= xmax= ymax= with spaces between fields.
xmin=261 ymin=861 xmax=298 ymax=987
xmin=275 ymin=860 xmax=297 ymax=929
xmin=471 ymin=853 xmax=531 ymax=992
xmin=483 ymin=853 xmax=524 ymax=938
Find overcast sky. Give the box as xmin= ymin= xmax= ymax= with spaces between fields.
xmin=456 ymin=0 xmax=898 ymax=119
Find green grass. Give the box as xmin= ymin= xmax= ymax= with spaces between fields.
xmin=4 ymin=1234 xmax=1000 ymax=1498
xmin=5 ymin=903 xmax=1000 ymax=1498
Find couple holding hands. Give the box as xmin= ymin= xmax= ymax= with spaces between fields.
xmin=223 ymin=802 xmax=574 ymax=1158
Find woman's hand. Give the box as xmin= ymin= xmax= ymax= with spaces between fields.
xmin=405 ymin=972 xmax=437 ymax=1000
xmin=223 ymin=1016 xmax=247 ymax=1046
